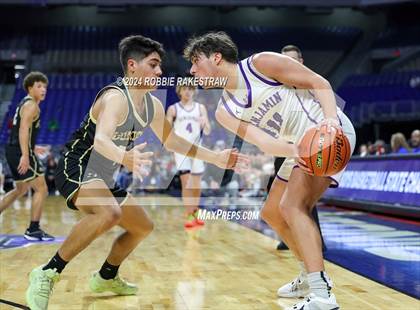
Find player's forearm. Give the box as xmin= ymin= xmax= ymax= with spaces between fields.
xmin=166 ymin=117 xmax=174 ymax=127
xmin=18 ymin=126 xmax=30 ymax=157
xmin=165 ymin=132 xmax=218 ymax=164
xmin=255 ymin=134 xmax=297 ymax=158
xmin=224 ymin=116 xmax=296 ymax=157
xmin=93 ymin=134 xmax=125 ymax=164
xmin=311 ymin=77 xmax=338 ymax=120
xmin=203 ymin=121 xmax=211 ymax=135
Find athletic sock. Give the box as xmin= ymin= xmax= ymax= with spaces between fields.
xmin=43 ymin=252 xmax=68 ymax=273
xmin=99 ymin=260 xmax=120 ymax=280
xmin=307 ymin=271 xmax=332 ymax=299
xmin=28 ymin=221 xmax=40 ymax=232
xmin=298 ymin=261 xmax=307 ymax=279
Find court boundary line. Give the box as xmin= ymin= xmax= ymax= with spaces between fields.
xmin=0 ymin=298 xmax=30 ymax=309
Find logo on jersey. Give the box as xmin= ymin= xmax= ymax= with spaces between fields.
xmin=249 ymin=91 xmax=282 ymax=127
xmin=113 ymin=130 xmax=143 ymax=141
xmin=177 ymin=115 xmax=200 ymax=122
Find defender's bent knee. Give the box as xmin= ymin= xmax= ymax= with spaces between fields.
xmin=101 ymin=207 xmax=122 ymax=229
xmin=131 ymin=219 xmax=154 ymax=238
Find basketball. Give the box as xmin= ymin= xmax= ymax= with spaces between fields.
xmin=298 ymin=125 xmax=351 ymax=176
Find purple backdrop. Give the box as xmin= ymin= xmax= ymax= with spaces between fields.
xmin=324 ymin=157 xmax=420 ymax=207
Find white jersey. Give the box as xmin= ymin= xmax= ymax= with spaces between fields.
xmin=219 ymin=55 xmax=356 ymax=187
xmin=219 ymin=55 xmax=349 ymax=144
xmin=173 ymin=101 xmax=202 ymax=144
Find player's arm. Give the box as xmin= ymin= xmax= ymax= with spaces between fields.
xmin=17 ymin=101 xmax=38 ymax=174
xmin=215 ymin=106 xmax=297 ymax=158
xmin=199 ymin=104 xmax=211 ymax=135
xmin=252 ymin=52 xmax=339 ymax=126
xmin=93 ymin=90 xmax=153 ymax=176
xmin=150 ymin=97 xmax=244 ymax=170
xmin=165 ymin=104 xmax=176 ymax=127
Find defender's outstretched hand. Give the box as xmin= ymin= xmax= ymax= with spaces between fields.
xmin=215 ymin=148 xmax=250 ymax=173
xmin=122 ymin=142 xmax=154 ymax=181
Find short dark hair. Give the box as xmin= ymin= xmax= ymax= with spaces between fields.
xmin=281 ymin=45 xmax=302 ymax=59
xmin=23 ymin=71 xmax=48 ymax=93
xmin=118 ymin=35 xmax=165 ymax=73
xmin=183 ymin=31 xmax=238 ymax=64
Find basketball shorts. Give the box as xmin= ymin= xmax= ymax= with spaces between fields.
xmin=5 ymin=145 xmax=44 ymax=182
xmin=276 ymin=112 xmax=356 ymax=188
xmin=55 ymin=155 xmax=128 ymax=210
xmin=174 ymin=153 xmax=205 ymax=175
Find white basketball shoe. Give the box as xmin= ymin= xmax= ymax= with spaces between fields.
xmin=277 ymin=273 xmax=310 ymax=298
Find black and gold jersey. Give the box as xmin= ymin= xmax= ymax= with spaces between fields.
xmin=8 ymin=95 xmax=40 ymax=149
xmin=62 ymin=82 xmax=155 ymax=182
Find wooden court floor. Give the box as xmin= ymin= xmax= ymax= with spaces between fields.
xmin=0 ymin=195 xmax=418 ymax=309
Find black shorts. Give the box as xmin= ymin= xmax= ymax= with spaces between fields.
xmin=5 ymin=145 xmax=44 ymax=182
xmin=55 ymin=156 xmax=128 ymax=210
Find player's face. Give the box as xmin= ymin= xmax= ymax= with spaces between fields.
xmin=129 ymin=52 xmax=162 ymax=90
xmin=189 ymin=53 xmax=218 ymax=88
xmin=179 ymin=86 xmax=195 ymax=102
xmin=29 ymin=81 xmax=47 ymax=102
xmin=282 ymin=51 xmax=303 ymax=64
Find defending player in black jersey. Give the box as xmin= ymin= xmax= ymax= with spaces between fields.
xmin=1 ymin=72 xmax=54 ymax=241
xmin=25 ymin=35 xmax=248 ymax=310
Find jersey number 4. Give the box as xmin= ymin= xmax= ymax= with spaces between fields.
xmin=186 ymin=123 xmax=193 ymax=133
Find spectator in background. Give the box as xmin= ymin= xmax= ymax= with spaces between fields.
xmin=391 ymin=132 xmax=412 ymax=154
xmin=373 ymin=139 xmax=386 ymax=155
xmin=359 ymin=144 xmax=368 ymax=157
xmin=410 ymin=129 xmax=420 ymax=153
xmin=367 ymin=142 xmax=376 ymax=155
xmin=45 ymin=155 xmax=57 ymax=195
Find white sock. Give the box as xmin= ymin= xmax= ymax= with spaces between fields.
xmin=307 ymin=271 xmax=332 ymax=299
xmin=298 ymin=261 xmax=307 ymax=279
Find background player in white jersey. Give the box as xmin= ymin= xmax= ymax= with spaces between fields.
xmin=166 ymin=84 xmax=211 ymax=228
xmin=184 ymin=32 xmax=356 ymax=310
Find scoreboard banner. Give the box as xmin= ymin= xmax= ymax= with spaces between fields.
xmin=324 ymin=155 xmax=420 ymax=207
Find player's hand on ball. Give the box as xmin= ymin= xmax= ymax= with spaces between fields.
xmin=297 ymin=121 xmax=351 ymax=177
xmin=293 ymin=137 xmax=314 ymax=175
xmin=296 ymin=157 xmax=314 ymax=175
xmin=122 ymin=142 xmax=154 ymax=181
xmin=317 ymin=117 xmax=341 ymax=134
